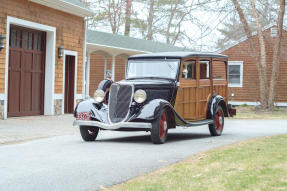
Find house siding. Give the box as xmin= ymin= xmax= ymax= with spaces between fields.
xmin=89 ymin=53 xmax=126 ymax=97
xmin=0 ymin=0 xmax=85 ymax=118
xmin=221 ymin=28 xmax=287 ymax=104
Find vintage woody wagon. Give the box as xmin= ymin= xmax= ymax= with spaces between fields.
xmin=74 ymin=52 xmax=236 ymax=144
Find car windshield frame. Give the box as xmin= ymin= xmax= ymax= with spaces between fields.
xmin=126 ymin=59 xmax=180 ymax=80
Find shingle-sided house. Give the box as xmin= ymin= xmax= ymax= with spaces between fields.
xmin=221 ymin=26 xmax=287 ymax=106
xmin=0 ymin=0 xmax=93 ymax=119
xmin=0 ymin=0 xmax=191 ymax=120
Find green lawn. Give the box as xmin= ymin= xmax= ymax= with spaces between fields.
xmin=234 ymin=106 xmax=287 ymax=119
xmin=105 ymin=135 xmax=287 ymax=191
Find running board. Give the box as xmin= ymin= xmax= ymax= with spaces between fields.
xmin=185 ymin=119 xmax=214 ymax=127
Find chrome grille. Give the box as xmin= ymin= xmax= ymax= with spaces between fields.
xmin=108 ymin=83 xmax=133 ymax=123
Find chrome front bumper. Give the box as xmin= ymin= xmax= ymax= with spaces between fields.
xmin=73 ymin=120 xmax=152 ymax=130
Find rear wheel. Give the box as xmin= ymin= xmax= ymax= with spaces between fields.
xmin=151 ymin=108 xmax=169 ymax=144
xmin=208 ymin=106 xmax=224 ymax=136
xmin=79 ymin=126 xmax=99 ymax=141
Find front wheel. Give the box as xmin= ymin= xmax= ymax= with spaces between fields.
xmin=79 ymin=126 xmax=99 ymax=141
xmin=150 ymin=108 xmax=169 ymax=144
xmin=208 ymin=106 xmax=224 ymax=136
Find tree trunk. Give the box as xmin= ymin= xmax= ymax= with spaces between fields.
xmin=147 ymin=0 xmax=155 ymax=40
xmin=166 ymin=0 xmax=179 ymax=44
xmin=268 ymin=0 xmax=285 ymax=109
xmin=124 ymin=0 xmax=132 ymax=36
xmin=250 ymin=0 xmax=268 ymax=109
xmin=232 ymin=0 xmax=268 ymax=109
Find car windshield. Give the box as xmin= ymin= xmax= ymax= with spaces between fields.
xmin=126 ymin=60 xmax=180 ymax=80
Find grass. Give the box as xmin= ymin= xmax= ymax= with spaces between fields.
xmin=104 ymin=135 xmax=287 ymax=191
xmin=234 ymin=106 xmax=287 ymax=119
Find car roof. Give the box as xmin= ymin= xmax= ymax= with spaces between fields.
xmin=128 ymin=51 xmax=228 ymax=60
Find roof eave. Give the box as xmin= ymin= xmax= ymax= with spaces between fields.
xmin=29 ymin=0 xmax=94 ymax=17
xmin=86 ymin=43 xmax=150 ymax=55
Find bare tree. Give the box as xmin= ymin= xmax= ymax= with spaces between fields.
xmin=232 ymin=0 xmax=268 ymax=109
xmin=217 ymin=0 xmax=280 ymax=50
xmin=147 ymin=0 xmax=155 ymax=40
xmin=268 ymin=0 xmax=285 ymax=109
xmin=250 ymin=0 xmax=268 ymax=109
xmin=124 ymin=0 xmax=133 ymax=36
xmin=232 ymin=0 xmax=285 ymax=110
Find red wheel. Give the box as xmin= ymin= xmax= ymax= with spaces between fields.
xmin=215 ymin=109 xmax=223 ymax=132
xmin=159 ymin=112 xmax=168 ymax=140
xmin=209 ymin=106 xmax=224 ymax=136
xmin=151 ymin=108 xmax=169 ymax=144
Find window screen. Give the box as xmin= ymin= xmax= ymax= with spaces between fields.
xmin=228 ymin=61 xmax=243 ymax=87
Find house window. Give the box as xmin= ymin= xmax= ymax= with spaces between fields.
xmin=228 ymin=61 xmax=243 ymax=87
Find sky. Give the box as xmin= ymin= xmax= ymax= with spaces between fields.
xmin=87 ymin=0 xmax=286 ymax=52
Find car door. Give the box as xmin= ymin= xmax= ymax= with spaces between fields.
xmin=198 ymin=59 xmax=212 ymax=119
xmin=174 ymin=58 xmax=198 ymax=120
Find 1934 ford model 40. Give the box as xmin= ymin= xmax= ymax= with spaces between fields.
xmin=74 ymin=52 xmax=236 ymax=144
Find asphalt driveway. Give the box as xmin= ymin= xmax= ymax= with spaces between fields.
xmin=0 ymin=119 xmax=286 ymax=191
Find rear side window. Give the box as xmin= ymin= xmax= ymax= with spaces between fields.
xmin=200 ymin=61 xmax=210 ymax=79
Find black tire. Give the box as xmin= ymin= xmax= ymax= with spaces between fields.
xmin=79 ymin=126 xmax=99 ymax=141
xmin=208 ymin=106 xmax=224 ymax=136
xmin=151 ymin=108 xmax=169 ymax=144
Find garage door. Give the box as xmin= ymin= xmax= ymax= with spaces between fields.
xmin=8 ymin=26 xmax=46 ymax=117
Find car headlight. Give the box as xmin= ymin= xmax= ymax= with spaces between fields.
xmin=134 ymin=89 xmax=147 ymax=103
xmin=93 ymin=89 xmax=105 ymax=103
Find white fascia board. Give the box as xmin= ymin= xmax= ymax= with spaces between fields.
xmin=29 ymin=0 xmax=94 ymax=17
xmin=86 ymin=43 xmax=150 ymax=55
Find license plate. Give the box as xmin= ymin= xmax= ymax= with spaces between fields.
xmin=76 ymin=112 xmax=91 ymax=120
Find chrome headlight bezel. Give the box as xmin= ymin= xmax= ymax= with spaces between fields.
xmin=93 ymin=89 xmax=105 ymax=103
xmin=134 ymin=89 xmax=147 ymax=104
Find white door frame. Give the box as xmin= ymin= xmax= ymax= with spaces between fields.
xmin=4 ymin=16 xmax=56 ymax=119
xmin=62 ymin=50 xmax=78 ymax=114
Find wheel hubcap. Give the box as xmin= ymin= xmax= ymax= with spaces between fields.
xmin=215 ymin=110 xmax=223 ymax=131
xmin=159 ymin=113 xmax=167 ymax=139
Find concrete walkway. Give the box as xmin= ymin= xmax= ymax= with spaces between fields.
xmin=0 ymin=115 xmax=77 ymax=145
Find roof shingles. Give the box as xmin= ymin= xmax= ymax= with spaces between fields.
xmin=87 ymin=30 xmax=191 ymax=53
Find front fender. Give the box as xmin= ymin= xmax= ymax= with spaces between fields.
xmin=134 ymin=99 xmax=187 ymax=127
xmin=135 ymin=99 xmax=172 ymax=121
xmin=75 ymin=99 xmax=109 ymax=123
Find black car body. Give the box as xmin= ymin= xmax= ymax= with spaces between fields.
xmin=74 ymin=52 xmax=236 ymax=144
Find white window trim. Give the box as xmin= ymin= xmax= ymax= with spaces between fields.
xmin=228 ymin=61 xmax=243 ymax=88
xmin=4 ymin=16 xmax=56 ymax=119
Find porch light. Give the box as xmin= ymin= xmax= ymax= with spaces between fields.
xmin=0 ymin=34 xmax=6 ymax=51
xmin=58 ymin=45 xmax=64 ymax=58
